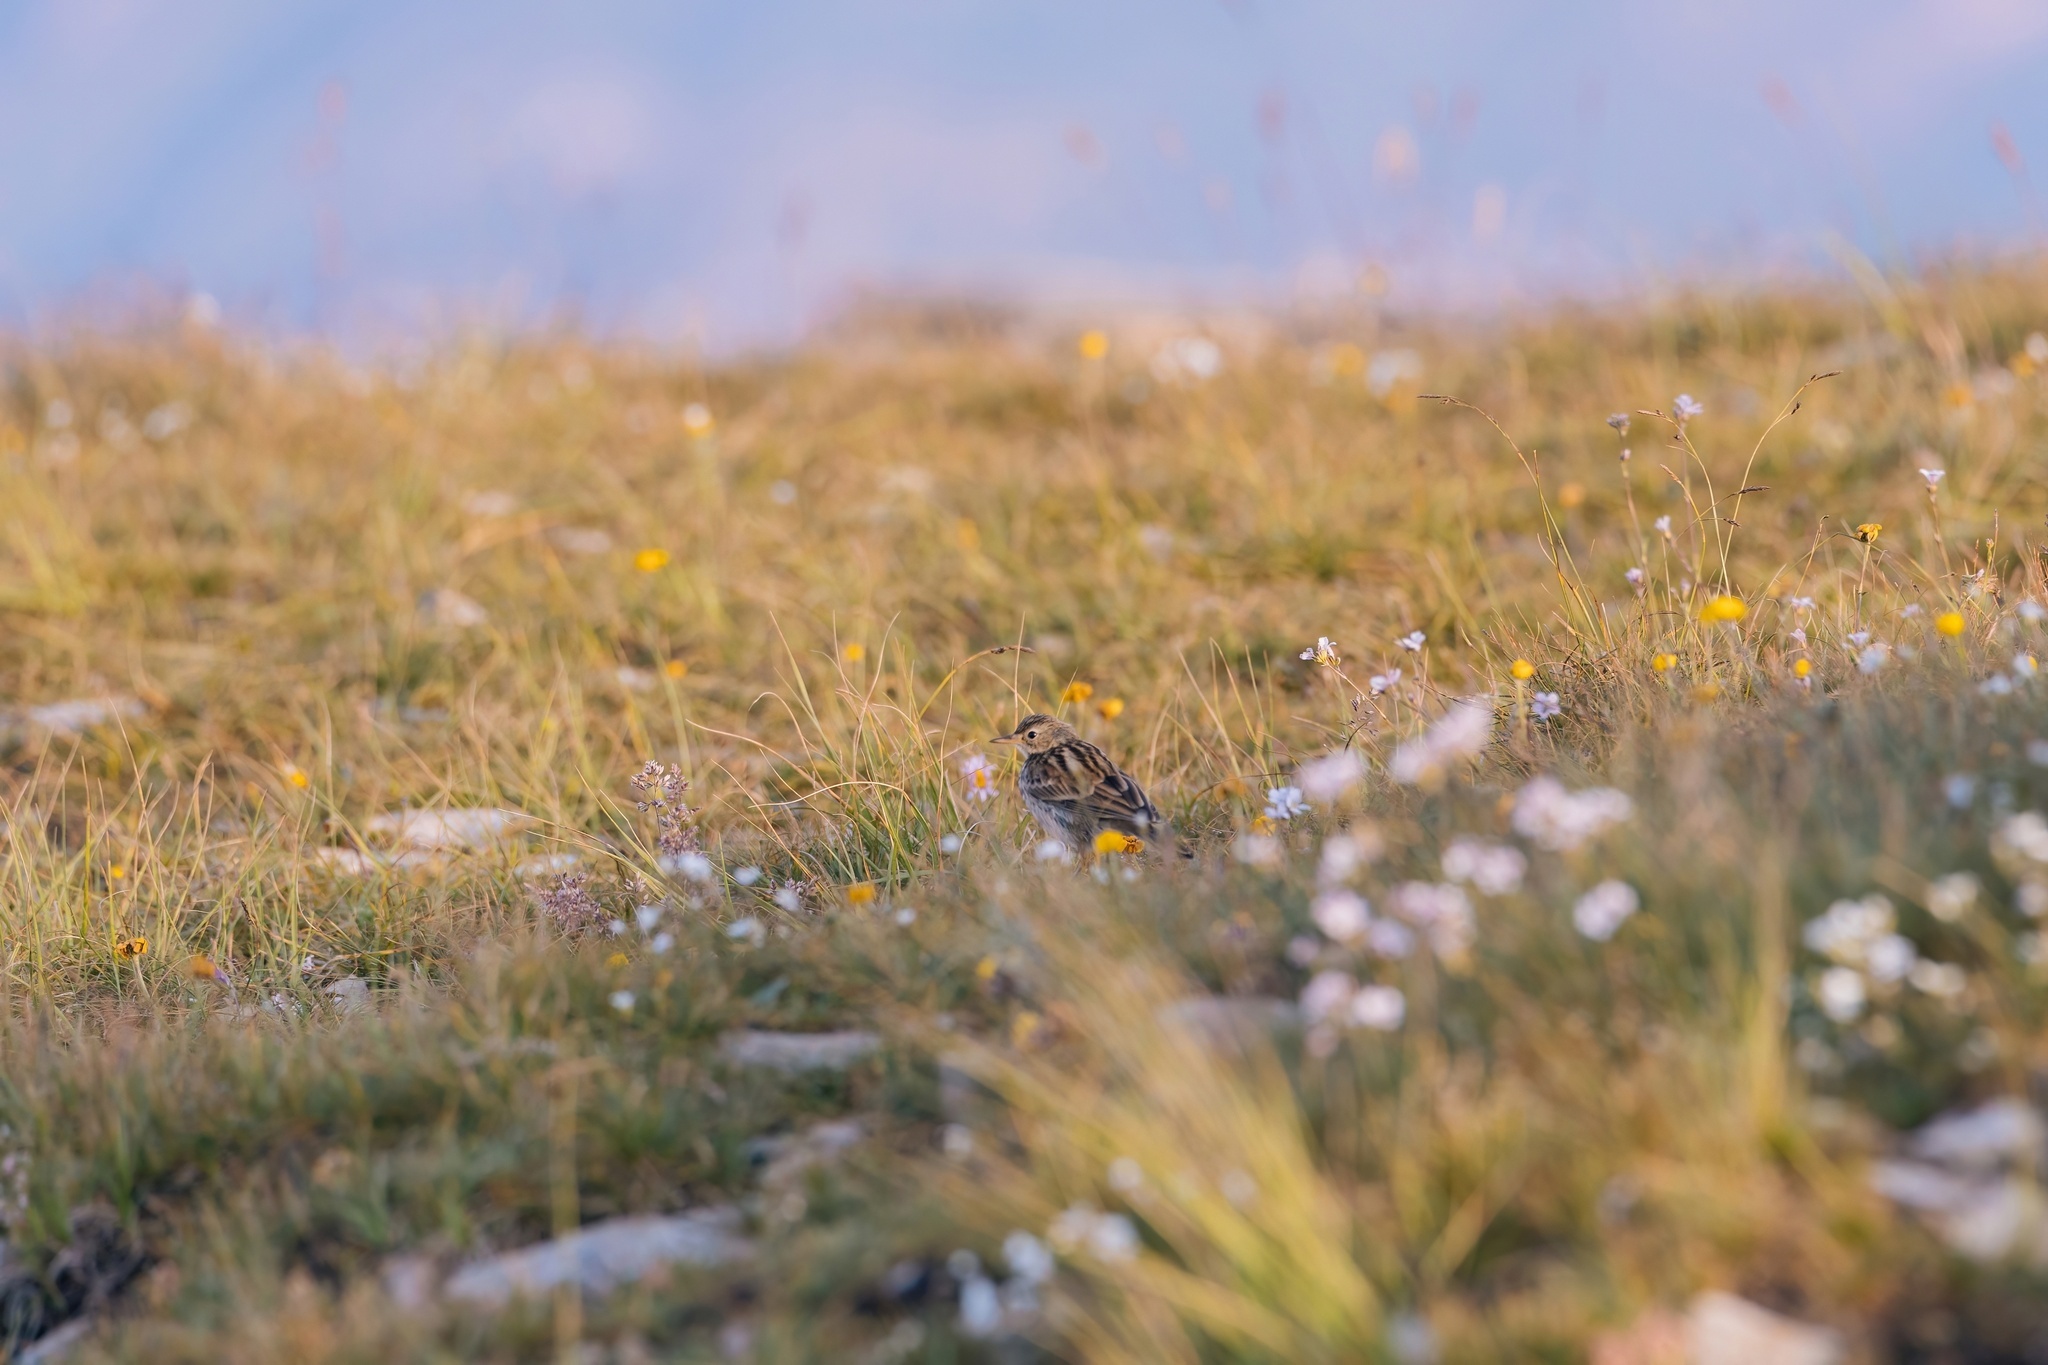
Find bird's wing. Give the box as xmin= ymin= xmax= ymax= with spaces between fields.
xmin=1020 ymin=750 xmax=1090 ymax=809
xmin=1082 ymin=768 xmax=1162 ymax=834
xmin=1057 ymin=742 xmax=1161 ymax=834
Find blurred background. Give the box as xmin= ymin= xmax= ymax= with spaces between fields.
xmin=0 ymin=0 xmax=2042 ymax=350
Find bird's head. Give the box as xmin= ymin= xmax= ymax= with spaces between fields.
xmin=991 ymin=713 xmax=1076 ymax=755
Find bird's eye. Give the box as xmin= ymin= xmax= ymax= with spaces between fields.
xmin=1026 ymin=731 xmax=1037 ymax=741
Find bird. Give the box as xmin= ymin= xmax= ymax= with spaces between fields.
xmin=990 ymin=713 xmax=1168 ymax=854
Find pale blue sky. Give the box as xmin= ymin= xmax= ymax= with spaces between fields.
xmin=0 ymin=0 xmax=2042 ymax=346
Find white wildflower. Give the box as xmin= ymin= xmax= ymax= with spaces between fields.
xmin=726 ymin=916 xmax=767 ymax=946
xmin=1264 ymin=786 xmax=1310 ymax=820
xmin=2015 ymin=654 xmax=2040 ymax=679
xmin=1864 ymin=933 xmax=1918 ymax=984
xmin=1107 ymin=1157 xmax=1144 ymax=1193
xmin=1573 ymin=880 xmax=1639 ymax=941
xmin=958 ymin=1276 xmax=1001 ymax=1336
xmin=1653 ymin=515 xmax=1672 ymax=536
xmin=1318 ymin=831 xmax=1378 ymax=884
xmin=1925 ymin=872 xmax=1978 ymax=923
xmin=608 ymin=989 xmax=636 ymax=1013
xmin=1349 ymin=985 xmax=1406 ymax=1031
xmin=733 ymin=866 xmax=764 ymax=885
xmin=1389 ymin=698 xmax=1494 ymax=786
xmin=650 ymin=932 xmax=674 ymax=954
xmin=2020 ymin=599 xmax=2048 ymax=623
xmin=1909 ymin=960 xmax=1967 ymax=999
xmin=960 ymin=753 xmax=999 ymax=804
xmin=1920 ymin=468 xmax=1946 ymax=489
xmin=1035 ymin=839 xmax=1073 ymax=864
xmin=1005 ymin=1230 xmax=1055 ymax=1284
xmin=1441 ymin=839 xmax=1526 ymax=895
xmin=1296 ymin=750 xmax=1365 ymax=802
xmin=1802 ymin=895 xmax=1894 ymax=964
xmin=1389 ymin=881 xmax=1475 ymax=959
xmin=1299 ymin=970 xmax=1357 ymax=1023
xmin=1312 ymin=889 xmax=1372 ymax=944
xmin=1857 ymin=643 xmax=1889 ymax=674
xmin=1530 ymin=691 xmax=1562 ymax=721
xmin=1364 ymin=919 xmax=1416 ymax=959
xmin=1369 ymin=669 xmax=1402 ymax=695
xmin=1815 ymin=967 xmax=1865 ymax=1023
xmin=893 ymin=906 xmax=918 ymax=926
xmin=1789 ymin=596 xmax=1816 ymax=610
xmin=1626 ymin=566 xmax=1645 ymax=588
xmin=1396 ymin=631 xmax=1426 ymax=652
xmin=1510 ymin=777 xmax=1633 ymax=851
xmin=1673 ymin=393 xmax=1703 ymax=421
xmin=1234 ymin=833 xmax=1283 ymax=867
xmin=635 ymin=904 xmax=663 ymax=933
xmin=1944 ymin=774 xmax=1978 ymax=808
xmin=1299 ymin=636 xmax=1341 ymax=667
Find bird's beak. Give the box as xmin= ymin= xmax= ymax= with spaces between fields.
xmin=989 ymin=734 xmax=1016 ymax=745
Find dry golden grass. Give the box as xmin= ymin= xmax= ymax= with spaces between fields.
xmin=0 ymin=262 xmax=2045 ymax=1359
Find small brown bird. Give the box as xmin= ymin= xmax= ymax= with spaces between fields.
xmin=991 ymin=714 xmax=1166 ymax=853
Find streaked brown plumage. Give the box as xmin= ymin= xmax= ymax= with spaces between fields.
xmin=991 ymin=714 xmax=1166 ymax=852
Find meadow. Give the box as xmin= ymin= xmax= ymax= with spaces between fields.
xmin=1 ymin=263 xmax=2048 ymax=1361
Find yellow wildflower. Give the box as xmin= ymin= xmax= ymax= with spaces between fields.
xmin=842 ymin=643 xmax=866 ymax=663
xmin=633 ymin=547 xmax=670 ymax=573
xmin=285 ymin=765 xmax=310 ymax=789
xmin=1855 ymin=523 xmax=1882 ymax=543
xmin=108 ymin=864 xmax=126 ymax=880
xmin=1793 ymin=658 xmax=1812 ymax=679
xmin=606 ymin=951 xmax=629 ymax=969
xmin=1250 ymin=815 xmax=1277 ymax=836
xmin=116 ymin=936 xmax=148 ymax=960
xmin=663 ymin=659 xmax=689 ymax=679
xmin=1935 ymin=611 xmax=1965 ymax=637
xmin=1699 ymin=595 xmax=1748 ymax=623
xmin=1061 ymin=681 xmax=1095 ymax=704
xmin=1556 ymin=482 xmax=1586 ymax=509
xmin=1652 ymin=653 xmax=1677 ymax=672
xmin=681 ymin=401 xmax=714 ymax=437
xmin=1077 ymin=329 xmax=1109 ymax=361
xmin=1096 ymin=697 xmax=1125 ymax=721
xmin=1093 ymin=830 xmax=1141 ymax=855
xmin=1509 ymin=658 xmax=1535 ymax=681
xmin=1010 ymin=1009 xmax=1047 ymax=1050
xmin=847 ymin=882 xmax=878 ymax=905
xmin=975 ymin=955 xmax=999 ymax=981
xmin=188 ymin=954 xmax=226 ymax=982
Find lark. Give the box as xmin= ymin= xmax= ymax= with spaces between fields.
xmin=991 ymin=714 xmax=1167 ymax=853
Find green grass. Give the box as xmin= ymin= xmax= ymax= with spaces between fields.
xmin=1 ymin=265 xmax=2047 ymax=1359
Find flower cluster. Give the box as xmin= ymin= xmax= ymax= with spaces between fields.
xmin=1299 ymin=636 xmax=1341 ymax=668
xmin=1510 ymin=777 xmax=1633 ymax=851
xmin=1295 ymin=749 xmax=1365 ymax=802
xmin=1992 ymin=812 xmax=2048 ymax=915
xmin=1441 ymin=839 xmax=1526 ymax=895
xmin=1388 ymin=699 xmax=1494 ymax=786
xmin=631 ymin=760 xmax=699 ymax=857
xmin=1802 ymin=894 xmax=1965 ymax=1022
xmin=1299 ymin=971 xmax=1406 ymax=1031
xmin=537 ymin=873 xmax=607 ymax=935
xmin=1573 ymin=881 xmax=1639 ymax=941
xmin=1388 ymin=881 xmax=1476 ymax=961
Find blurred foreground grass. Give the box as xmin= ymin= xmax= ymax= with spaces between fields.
xmin=2 ymin=267 xmax=2048 ymax=1359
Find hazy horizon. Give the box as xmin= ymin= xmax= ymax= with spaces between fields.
xmin=1 ymin=0 xmax=2043 ymax=349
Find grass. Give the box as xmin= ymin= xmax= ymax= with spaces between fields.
xmin=1 ymin=262 xmax=2047 ymax=1359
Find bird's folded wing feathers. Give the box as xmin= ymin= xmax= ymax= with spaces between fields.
xmin=1083 ymin=770 xmax=1160 ymax=829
